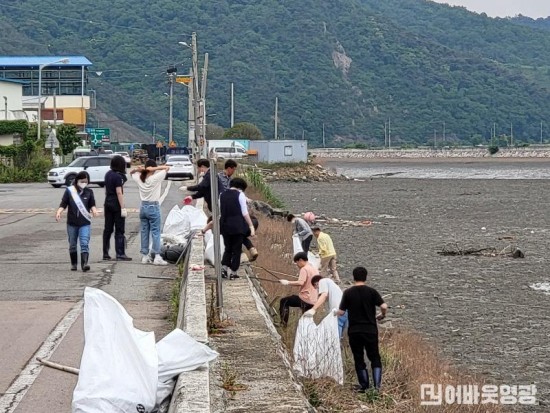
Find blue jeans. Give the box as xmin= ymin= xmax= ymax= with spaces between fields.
xmin=140 ymin=201 xmax=162 ymax=255
xmin=67 ymin=224 xmax=90 ymax=253
xmin=338 ymin=311 xmax=349 ymax=339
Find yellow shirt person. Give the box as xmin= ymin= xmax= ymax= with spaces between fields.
xmin=312 ymin=227 xmax=340 ymax=283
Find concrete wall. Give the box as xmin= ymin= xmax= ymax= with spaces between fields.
xmin=249 ymin=140 xmax=308 ymax=163
xmin=0 ymin=81 xmax=23 ymax=120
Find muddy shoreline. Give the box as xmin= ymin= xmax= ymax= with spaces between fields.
xmin=271 ymin=177 xmax=550 ymax=412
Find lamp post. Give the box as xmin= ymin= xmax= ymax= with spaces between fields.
xmin=3 ymin=96 xmax=7 ymax=120
xmin=37 ymin=58 xmax=69 ymax=141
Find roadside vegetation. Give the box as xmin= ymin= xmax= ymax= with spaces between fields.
xmin=246 ymin=175 xmax=502 ymax=412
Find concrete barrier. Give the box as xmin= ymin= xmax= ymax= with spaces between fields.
xmin=168 ymin=199 xmax=211 ymax=413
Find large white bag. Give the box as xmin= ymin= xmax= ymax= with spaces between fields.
xmin=292 ymin=234 xmax=321 ymax=270
xmin=72 ymin=287 xmax=158 ymax=413
xmin=292 ymin=234 xmax=303 ymax=254
xmin=204 ymin=230 xmax=225 ymax=265
xmin=154 ymin=329 xmax=219 ymax=406
xmin=293 ymin=312 xmax=343 ymax=385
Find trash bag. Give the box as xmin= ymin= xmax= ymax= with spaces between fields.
xmin=292 ymin=234 xmax=303 ymax=254
xmin=204 ymin=230 xmax=225 ymax=265
xmin=163 ymin=205 xmax=208 ymax=244
xmin=161 ymin=244 xmax=187 ymax=264
xmin=72 ymin=287 xmax=158 ymax=413
xmin=154 ymin=329 xmax=218 ymax=408
xmin=292 ymin=234 xmax=320 ymax=269
xmin=293 ymin=311 xmax=343 ymax=385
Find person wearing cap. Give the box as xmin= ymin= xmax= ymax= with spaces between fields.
xmin=312 ymin=226 xmax=340 ymax=283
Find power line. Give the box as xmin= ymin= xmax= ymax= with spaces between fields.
xmin=1 ymin=4 xmax=192 ymax=36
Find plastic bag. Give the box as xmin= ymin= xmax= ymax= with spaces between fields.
xmin=292 ymin=234 xmax=303 ymax=254
xmin=204 ymin=231 xmax=225 ymax=265
xmin=163 ymin=205 xmax=207 ymax=241
xmin=293 ymin=311 xmax=343 ymax=385
xmin=154 ymin=329 xmax=218 ymax=407
xmin=72 ymin=287 xmax=158 ymax=413
xmin=292 ymin=234 xmax=320 ymax=269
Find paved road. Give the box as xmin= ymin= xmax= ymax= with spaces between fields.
xmin=0 ymin=178 xmax=189 ymax=412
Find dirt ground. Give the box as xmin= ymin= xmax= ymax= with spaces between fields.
xmin=270 ymin=177 xmax=550 ymax=412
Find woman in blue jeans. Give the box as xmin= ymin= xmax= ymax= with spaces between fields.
xmin=130 ymin=160 xmax=170 ymax=266
xmin=55 ymin=171 xmax=98 ymax=271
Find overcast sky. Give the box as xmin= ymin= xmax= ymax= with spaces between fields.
xmin=432 ymin=1 xmax=550 ymax=18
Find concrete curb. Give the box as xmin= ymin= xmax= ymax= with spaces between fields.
xmin=168 ymin=199 xmax=211 ymax=413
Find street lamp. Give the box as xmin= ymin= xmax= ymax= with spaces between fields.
xmin=37 ymin=58 xmax=69 ymax=141
xmin=3 ymin=96 xmax=7 ymax=120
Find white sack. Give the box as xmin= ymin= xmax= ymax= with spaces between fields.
xmin=163 ymin=205 xmax=190 ymax=238
xmin=72 ymin=287 xmax=158 ymax=413
xmin=292 ymin=234 xmax=303 ymax=254
xmin=204 ymin=230 xmax=224 ymax=265
xmin=154 ymin=329 xmax=219 ymax=406
xmin=293 ymin=311 xmax=343 ymax=385
xmin=292 ymin=234 xmax=321 ymax=270
xmin=181 ymin=205 xmax=207 ymax=230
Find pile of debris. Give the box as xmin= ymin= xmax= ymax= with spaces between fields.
xmin=259 ymin=163 xmax=347 ymax=183
xmin=438 ymin=243 xmax=525 ymax=258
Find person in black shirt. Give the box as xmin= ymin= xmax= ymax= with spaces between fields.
xmin=337 ymin=266 xmax=388 ymax=392
xmin=102 ymin=155 xmax=132 ymax=261
xmin=180 ymin=159 xmax=213 ymax=211
xmin=55 ymin=171 xmax=98 ymax=271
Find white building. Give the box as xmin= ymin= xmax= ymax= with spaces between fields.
xmin=0 ymin=78 xmax=25 ymax=121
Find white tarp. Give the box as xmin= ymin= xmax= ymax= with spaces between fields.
xmin=162 ymin=205 xmax=207 ymax=244
xmin=72 ymin=287 xmax=158 ymax=413
xmin=293 ymin=312 xmax=343 ymax=385
xmin=72 ymin=288 xmax=219 ymax=413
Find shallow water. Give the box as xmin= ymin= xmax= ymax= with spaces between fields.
xmin=324 ymin=159 xmax=550 ymax=180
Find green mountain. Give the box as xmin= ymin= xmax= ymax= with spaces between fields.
xmin=2 ymin=0 xmax=550 ymax=147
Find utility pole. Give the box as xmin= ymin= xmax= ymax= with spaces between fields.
xmin=510 ymin=122 xmax=513 ymax=147
xmin=3 ymin=96 xmax=7 ymax=120
xmin=388 ymin=117 xmax=391 ymax=149
xmin=230 ymin=82 xmax=234 ymax=128
xmin=191 ymin=32 xmax=202 ymax=157
xmin=187 ymin=69 xmax=195 ymax=153
xmin=443 ymin=121 xmax=446 ymax=141
xmin=200 ymin=53 xmax=209 ymax=158
xmin=384 ymin=122 xmax=387 ymax=148
xmin=434 ymin=129 xmax=437 ymax=148
xmin=274 ymin=96 xmax=278 ymax=139
xmin=322 ymin=123 xmax=325 ymax=148
xmin=541 ymin=121 xmax=544 ymax=144
xmin=53 ymin=89 xmax=57 ymax=129
xmin=167 ymin=69 xmax=176 ymax=145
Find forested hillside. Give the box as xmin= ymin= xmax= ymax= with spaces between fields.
xmin=2 ymin=0 xmax=550 ymax=146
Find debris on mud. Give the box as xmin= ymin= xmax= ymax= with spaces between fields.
xmin=256 ymin=162 xmax=348 ymax=183
xmin=438 ymin=243 xmax=525 ymax=258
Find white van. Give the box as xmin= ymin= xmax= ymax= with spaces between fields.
xmin=206 ymin=140 xmax=248 ymax=159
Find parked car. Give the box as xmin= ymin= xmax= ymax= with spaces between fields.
xmin=114 ymin=151 xmax=132 ymax=167
xmin=47 ymin=156 xmax=112 ymax=188
xmin=165 ymin=155 xmax=194 ymax=180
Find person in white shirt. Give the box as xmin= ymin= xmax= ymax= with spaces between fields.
xmin=130 ymin=160 xmax=170 ymax=265
xmin=304 ymin=275 xmax=348 ymax=338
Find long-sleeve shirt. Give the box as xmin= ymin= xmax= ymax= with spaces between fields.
xmin=317 ymin=231 xmax=336 ymax=258
xmin=293 ymin=218 xmax=313 ymax=241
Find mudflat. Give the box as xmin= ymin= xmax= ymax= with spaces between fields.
xmin=272 ymin=176 xmax=550 ymax=411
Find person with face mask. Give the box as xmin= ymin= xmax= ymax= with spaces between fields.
xmin=55 ymin=171 xmax=98 ymax=271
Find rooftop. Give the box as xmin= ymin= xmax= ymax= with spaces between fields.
xmin=0 ymin=56 xmax=93 ymax=67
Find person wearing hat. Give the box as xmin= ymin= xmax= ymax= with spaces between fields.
xmin=287 ymin=213 xmax=313 ymax=254
xmin=312 ymin=226 xmax=340 ymax=283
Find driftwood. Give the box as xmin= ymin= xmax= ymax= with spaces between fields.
xmin=36 ymin=357 xmax=79 ymax=375
xmin=438 ymin=243 xmax=525 ymax=258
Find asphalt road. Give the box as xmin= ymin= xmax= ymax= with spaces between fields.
xmin=0 ymin=178 xmax=188 ymax=412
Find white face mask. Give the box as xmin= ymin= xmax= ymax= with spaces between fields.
xmin=77 ymin=182 xmax=88 ymax=189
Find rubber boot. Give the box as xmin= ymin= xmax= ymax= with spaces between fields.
xmin=372 ymin=367 xmax=382 ymax=391
xmin=81 ymin=252 xmax=90 ymax=272
xmin=70 ymin=252 xmax=78 ymax=271
xmin=355 ymin=369 xmax=370 ymax=392
xmin=115 ymin=235 xmax=132 ymax=261
xmin=102 ymin=234 xmax=111 ymax=260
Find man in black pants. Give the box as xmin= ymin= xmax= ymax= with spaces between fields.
xmin=337 ymin=266 xmax=387 ymax=392
xmin=219 ymin=177 xmax=255 ymax=280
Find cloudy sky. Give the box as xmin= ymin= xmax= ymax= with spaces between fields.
xmin=432 ymin=0 xmax=550 ymax=18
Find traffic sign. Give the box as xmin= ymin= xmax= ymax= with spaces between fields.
xmin=44 ymin=129 xmax=60 ymax=149
xmin=86 ymin=128 xmax=111 ymax=146
xmin=176 ymin=76 xmax=192 ymax=85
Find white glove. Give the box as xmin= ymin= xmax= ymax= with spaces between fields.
xmin=331 ymin=308 xmax=339 ymax=316
xmin=304 ymin=309 xmax=316 ymax=317
xmin=179 ymin=186 xmax=187 ymax=192
xmin=279 ymin=279 xmax=290 ymax=286
xmin=120 ymin=208 xmax=128 ymax=218
xmin=249 ymin=226 xmax=256 ymax=237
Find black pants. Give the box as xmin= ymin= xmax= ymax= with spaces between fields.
xmin=349 ymin=332 xmax=382 ymax=370
xmin=103 ymin=202 xmax=126 ymax=256
xmin=222 ymin=233 xmax=245 ymax=272
xmin=242 ymin=217 xmax=259 ymax=250
xmin=279 ymin=295 xmax=313 ymax=325
xmin=301 ymin=235 xmax=313 ymax=254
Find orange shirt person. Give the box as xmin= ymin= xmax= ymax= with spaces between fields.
xmin=278 ymin=252 xmax=319 ymax=327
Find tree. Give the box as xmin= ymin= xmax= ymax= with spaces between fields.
xmin=206 ymin=124 xmax=225 ymax=140
xmin=223 ymin=122 xmax=263 ymax=140
xmin=57 ymin=124 xmax=81 ymax=155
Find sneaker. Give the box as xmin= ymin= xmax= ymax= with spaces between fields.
xmin=153 ymin=255 xmax=168 ymax=266
xmin=116 ymin=255 xmax=133 ymax=261
xmin=141 ymin=254 xmax=152 ymax=264
xmin=221 ymin=268 xmax=228 ymax=279
xmin=229 ymin=272 xmax=240 ymax=280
